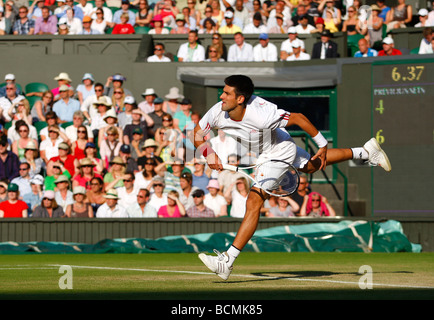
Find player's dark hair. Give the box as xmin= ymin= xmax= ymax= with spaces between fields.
xmin=224 ymin=75 xmax=254 ymax=105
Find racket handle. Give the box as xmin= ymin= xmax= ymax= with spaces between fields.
xmin=222 ymin=164 xmax=238 ymax=172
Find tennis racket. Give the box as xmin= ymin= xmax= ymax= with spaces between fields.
xmin=222 ymin=159 xmax=300 ymax=197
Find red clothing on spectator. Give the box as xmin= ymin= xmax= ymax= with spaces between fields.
xmin=49 ymin=155 xmax=77 ymax=177
xmin=112 ymin=24 xmax=135 ymax=34
xmin=0 ymin=200 xmax=28 ymax=218
xmin=378 ymin=48 xmax=402 ymax=56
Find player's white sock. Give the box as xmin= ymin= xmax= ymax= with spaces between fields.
xmin=351 ymin=147 xmax=368 ymax=160
xmin=226 ymin=245 xmax=240 ymax=268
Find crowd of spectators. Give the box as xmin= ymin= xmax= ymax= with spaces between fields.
xmin=0 ymin=0 xmax=433 ymax=57
xmin=0 ymin=70 xmax=336 ymax=218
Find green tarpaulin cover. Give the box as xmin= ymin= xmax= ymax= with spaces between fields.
xmin=0 ymin=220 xmax=422 ymax=254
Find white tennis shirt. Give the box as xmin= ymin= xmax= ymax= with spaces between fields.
xmin=199 ymin=95 xmax=298 ymax=164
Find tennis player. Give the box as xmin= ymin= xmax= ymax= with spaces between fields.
xmin=192 ymin=75 xmax=391 ymax=280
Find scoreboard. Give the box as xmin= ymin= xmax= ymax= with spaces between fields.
xmin=371 ymin=60 xmax=434 ymax=217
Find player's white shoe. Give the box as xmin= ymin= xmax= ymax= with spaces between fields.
xmin=198 ymin=249 xmax=233 ymax=280
xmin=363 ymin=138 xmax=392 ymax=172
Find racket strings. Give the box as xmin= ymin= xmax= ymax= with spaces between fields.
xmin=255 ymin=161 xmax=299 ymax=196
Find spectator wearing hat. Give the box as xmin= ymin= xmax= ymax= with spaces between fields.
xmin=104 ymin=156 xmax=126 ymax=189
xmin=138 ymin=88 xmax=157 ymax=114
xmin=50 ymin=72 xmax=72 ymax=101
xmin=0 ymin=136 xmax=20 ymax=182
xmin=0 ymin=183 xmax=28 ymax=218
xmin=56 ymin=17 xmax=70 ymax=35
xmin=11 ymin=162 xmax=32 ymax=197
xmin=123 ymin=108 xmax=154 ymax=145
xmin=253 ymin=33 xmax=278 ymax=61
xmin=113 ymin=0 xmax=136 ymax=26
xmin=49 ymin=141 xmax=78 ymax=177
xmin=34 ymin=5 xmax=58 ymax=35
xmin=148 ymin=175 xmax=167 ymax=212
xmin=83 ymin=142 xmax=104 ymax=175
xmin=104 ymin=73 xmax=133 ymax=99
xmin=117 ymin=95 xmax=136 ymax=129
xmin=137 ymin=138 xmax=162 ymax=169
xmin=186 ymin=189 xmax=215 ymax=217
xmin=204 ymin=179 xmax=227 ymax=217
xmin=0 ymin=74 xmax=23 ymax=98
xmin=22 ymin=174 xmax=44 ymax=216
xmin=65 ymin=186 xmax=93 ymax=218
xmin=192 ymin=157 xmax=211 ymax=193
xmin=99 ymin=126 xmax=122 ymax=169
xmin=418 ymin=27 xmax=433 ymax=54
xmin=286 ymin=39 xmax=311 ymax=60
xmin=81 ymin=82 xmax=112 ymax=125
xmin=415 ymin=8 xmax=430 ymax=27
xmin=128 ymin=127 xmax=145 ymax=160
xmin=176 ymin=30 xmax=206 ymax=62
xmin=31 ymin=190 xmax=64 ymax=218
xmin=171 ymin=13 xmax=190 ymax=34
xmin=312 ymin=17 xmax=325 ymax=34
xmin=377 ymin=36 xmax=402 ymax=56
xmin=148 ymin=14 xmax=170 ymax=34
xmin=52 ymin=84 xmax=81 ymax=123
xmin=173 ymin=98 xmax=192 ymax=132
xmin=54 ymin=174 xmax=74 ymax=210
xmin=89 ymin=96 xmax=113 ymax=134
xmin=22 ymin=140 xmax=45 ymax=178
xmin=147 ymin=97 xmax=166 ymax=138
xmin=227 ymin=32 xmax=253 ymax=61
xmin=127 ymin=187 xmax=157 ymax=218
xmin=218 ymin=10 xmax=242 ymax=34
xmin=147 ymin=43 xmax=172 ymax=62
xmin=280 ymin=27 xmax=306 ymax=61
xmin=163 ymin=87 xmax=183 ymax=116
xmin=311 ymin=29 xmax=339 ymax=59
xmin=72 ymin=157 xmax=103 ymax=190
xmin=0 ymin=83 xmax=25 ymax=122
xmin=242 ymin=11 xmax=267 ymax=34
xmin=119 ymin=144 xmax=139 ymax=173
xmin=98 ymin=108 xmax=123 ymax=149
xmin=96 ymin=188 xmax=128 ymax=217
xmin=76 ymin=73 xmax=96 ymax=105
xmin=80 ymin=15 xmax=102 ymax=34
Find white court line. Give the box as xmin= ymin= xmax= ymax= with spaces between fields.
xmin=1 ymin=264 xmax=433 ymax=290
xmin=35 ymin=264 xmax=434 ymax=290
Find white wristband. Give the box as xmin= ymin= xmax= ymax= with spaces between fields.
xmin=312 ymin=132 xmax=328 ymax=148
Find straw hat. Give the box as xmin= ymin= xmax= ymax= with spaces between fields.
xmin=79 ymin=157 xmax=96 ymax=167
xmin=104 ymin=188 xmax=119 ymax=199
xmin=165 ymin=87 xmax=184 ymax=100
xmin=54 ymin=72 xmax=72 ymax=82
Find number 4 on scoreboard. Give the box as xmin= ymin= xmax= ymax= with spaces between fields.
xmin=376 ymin=99 xmax=384 ymax=114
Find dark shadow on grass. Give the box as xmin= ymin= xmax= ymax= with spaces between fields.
xmin=220 ymin=270 xmax=415 ymax=284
